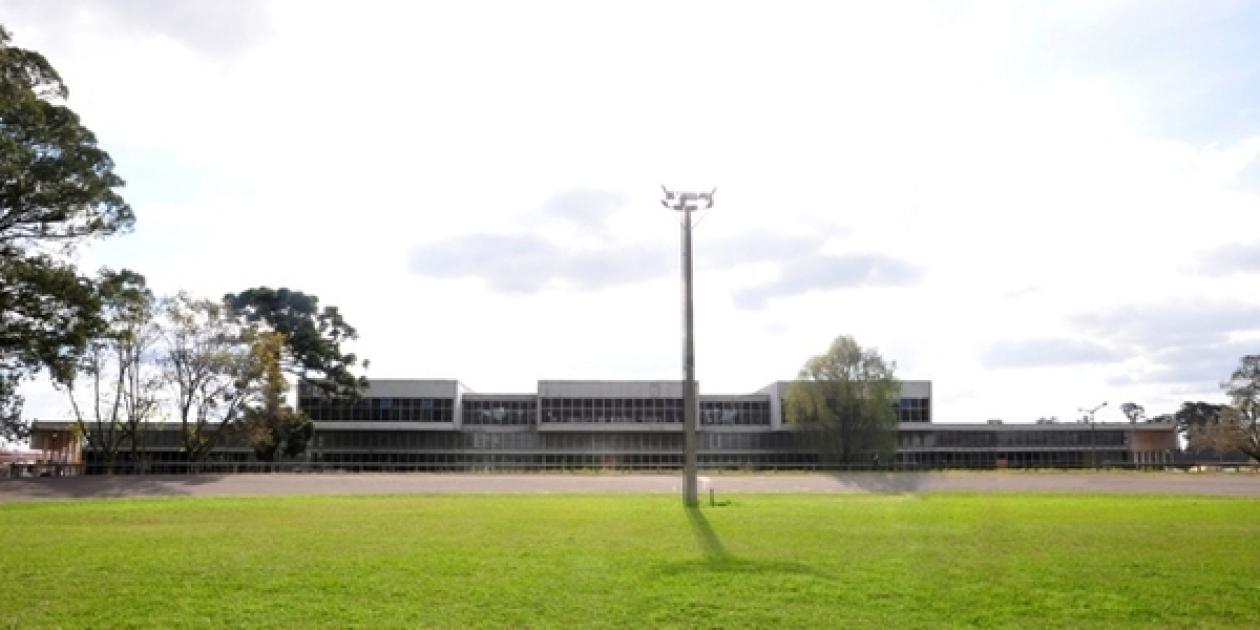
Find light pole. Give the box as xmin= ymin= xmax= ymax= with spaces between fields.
xmin=661 ymin=185 xmax=715 ymax=507
xmin=1078 ymin=401 xmax=1108 ymax=468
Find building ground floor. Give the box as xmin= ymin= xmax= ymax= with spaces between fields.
xmin=25 ymin=379 xmax=1180 ymax=473
xmin=32 ymin=422 xmax=1178 ymax=474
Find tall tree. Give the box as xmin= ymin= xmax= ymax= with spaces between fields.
xmin=1166 ymin=401 xmax=1226 ymax=452
xmin=1201 ymin=356 xmax=1260 ymax=462
xmin=223 ymin=288 xmax=367 ymax=398
xmin=1120 ymin=402 xmax=1145 ymax=424
xmin=238 ymin=331 xmax=313 ymax=463
xmin=784 ymin=335 xmax=900 ymax=465
xmin=59 ymin=269 xmax=154 ymax=470
xmin=161 ymin=293 xmax=258 ymax=463
xmin=0 ymin=25 xmax=133 ymax=439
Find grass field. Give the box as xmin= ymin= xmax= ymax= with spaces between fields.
xmin=2 ymin=494 xmax=1259 ymax=628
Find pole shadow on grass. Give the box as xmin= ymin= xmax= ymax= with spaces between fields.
xmin=653 ymin=506 xmax=831 ymax=580
xmin=686 ymin=505 xmax=729 ymax=560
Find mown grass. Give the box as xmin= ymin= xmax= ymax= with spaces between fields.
xmin=2 ymin=493 xmax=1258 ymax=628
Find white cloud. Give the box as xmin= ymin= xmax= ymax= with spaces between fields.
xmin=4 ymin=0 xmax=272 ymax=56
xmin=410 ymin=233 xmax=672 ymax=292
xmin=982 ymin=339 xmax=1125 ymax=368
xmin=1074 ymin=302 xmax=1260 ymax=350
xmin=731 ymin=254 xmax=922 ymax=309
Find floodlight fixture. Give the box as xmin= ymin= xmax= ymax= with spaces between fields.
xmin=661 ymin=185 xmax=717 ymax=212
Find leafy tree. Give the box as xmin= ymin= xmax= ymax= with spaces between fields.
xmin=59 ymin=269 xmax=155 ymax=470
xmin=0 ymin=256 xmax=101 ymax=439
xmin=238 ymin=331 xmax=313 ymax=463
xmin=223 ymin=288 xmax=367 ymax=398
xmin=0 ymin=25 xmax=133 ymax=439
xmin=784 ymin=335 xmax=899 ymax=466
xmin=1197 ymin=356 xmax=1260 ymax=462
xmin=160 ymin=293 xmax=259 ymax=463
xmin=1166 ymin=401 xmax=1226 ymax=452
xmin=1120 ymin=402 xmax=1145 ymax=424
xmin=1207 ymin=408 xmax=1260 ymax=463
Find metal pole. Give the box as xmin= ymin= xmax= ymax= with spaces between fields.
xmin=1079 ymin=401 xmax=1106 ymax=469
xmin=660 ymin=185 xmax=713 ymax=508
xmin=1090 ymin=421 xmax=1096 ymax=469
xmin=681 ymin=207 xmax=699 ymax=507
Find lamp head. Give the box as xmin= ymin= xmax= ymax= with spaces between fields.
xmin=661 ymin=185 xmax=717 ymax=212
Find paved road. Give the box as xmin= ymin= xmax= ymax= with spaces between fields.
xmin=2 ymin=471 xmax=1259 ymax=502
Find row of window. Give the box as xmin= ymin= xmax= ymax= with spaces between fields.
xmin=541 ymin=397 xmax=683 ymax=423
xmin=298 ymin=397 xmax=455 ymax=422
xmin=299 ymin=396 xmax=778 ymax=425
xmin=307 ymin=429 xmax=1128 ymax=451
xmin=538 ymin=398 xmax=771 ymax=425
xmin=895 ymin=451 xmax=1134 ymax=466
xmin=297 ymin=395 xmax=924 ymax=425
xmin=906 ymin=430 xmax=1128 ymax=448
xmin=897 ymin=397 xmax=931 ymax=423
xmin=701 ymin=401 xmax=771 ymax=425
xmin=307 ymin=453 xmax=812 ymax=467
xmin=463 ymin=399 xmax=536 ymax=425
xmin=310 ymin=430 xmax=796 ymax=451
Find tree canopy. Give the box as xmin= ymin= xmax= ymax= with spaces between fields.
xmin=784 ymin=335 xmax=900 ymax=465
xmin=1119 ymin=402 xmax=1145 ymax=424
xmin=1158 ymin=401 xmax=1226 ymax=452
xmin=61 ymin=269 xmax=154 ymax=466
xmin=223 ymin=287 xmax=367 ymax=398
xmin=1208 ymin=356 xmax=1260 ymax=462
xmin=0 ymin=256 xmax=101 ymax=438
xmin=0 ymin=26 xmax=132 ymax=252
xmin=161 ymin=293 xmax=258 ymax=462
xmin=0 ymin=25 xmax=132 ymax=440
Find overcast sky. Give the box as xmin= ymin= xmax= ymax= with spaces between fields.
xmin=7 ymin=0 xmax=1260 ymax=423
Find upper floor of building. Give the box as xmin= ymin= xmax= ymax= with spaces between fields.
xmin=296 ymin=378 xmax=935 ymax=430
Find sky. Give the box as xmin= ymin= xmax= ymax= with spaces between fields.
xmin=6 ymin=0 xmax=1260 ymax=424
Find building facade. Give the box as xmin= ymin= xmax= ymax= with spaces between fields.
xmin=29 ymin=378 xmax=1178 ymax=472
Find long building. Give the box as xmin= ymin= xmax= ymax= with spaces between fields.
xmin=27 ymin=378 xmax=1178 ymax=472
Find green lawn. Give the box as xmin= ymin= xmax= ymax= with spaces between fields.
xmin=2 ymin=494 xmax=1259 ymax=628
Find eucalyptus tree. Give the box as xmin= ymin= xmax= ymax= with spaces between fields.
xmin=0 ymin=25 xmax=133 ymax=440
xmin=1205 ymin=356 xmax=1260 ymax=463
xmin=1120 ymin=402 xmax=1145 ymax=424
xmin=161 ymin=293 xmax=259 ymax=463
xmin=60 ymin=270 xmax=156 ymax=471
